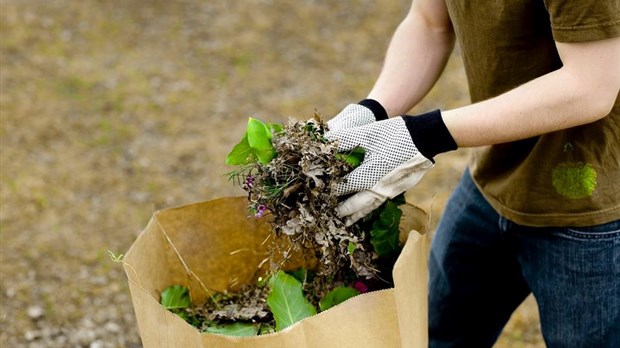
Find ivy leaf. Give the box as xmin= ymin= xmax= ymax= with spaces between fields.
xmin=319 ymin=286 xmax=360 ymax=312
xmin=226 ymin=119 xmax=283 ymax=166
xmin=287 ymin=268 xmax=307 ymax=284
xmin=247 ymin=118 xmax=276 ymax=164
xmin=205 ymin=322 xmax=259 ymax=337
xmin=370 ymin=200 xmax=403 ymax=257
xmin=267 ymin=270 xmax=317 ymax=331
xmin=287 ymin=268 xmax=315 ymax=286
xmin=174 ymin=310 xmax=202 ymax=328
xmin=336 ymin=146 xmax=365 ymax=168
xmin=225 ymin=133 xmax=255 ymax=165
xmin=347 ymin=242 xmax=357 ymax=255
xmin=266 ymin=122 xmax=284 ymax=134
xmin=160 ymin=285 xmax=191 ymax=310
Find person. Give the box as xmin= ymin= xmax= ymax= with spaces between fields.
xmin=324 ymin=0 xmax=620 ymax=347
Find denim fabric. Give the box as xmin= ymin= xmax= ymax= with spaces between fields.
xmin=429 ymin=170 xmax=620 ymax=348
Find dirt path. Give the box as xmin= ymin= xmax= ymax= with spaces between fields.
xmin=0 ymin=1 xmax=542 ymax=346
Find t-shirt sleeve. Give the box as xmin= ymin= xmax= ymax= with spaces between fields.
xmin=543 ymin=0 xmax=620 ymax=42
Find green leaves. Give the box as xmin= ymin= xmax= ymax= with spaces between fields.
xmin=205 ymin=322 xmax=259 ymax=337
xmin=319 ymin=286 xmax=360 ymax=312
xmin=160 ymin=285 xmax=191 ymax=310
xmin=370 ymin=200 xmax=403 ymax=257
xmin=225 ymin=134 xmax=254 ymax=166
xmin=267 ymin=270 xmax=317 ymax=331
xmin=247 ymin=118 xmax=275 ymax=164
xmin=347 ymin=242 xmax=357 ymax=255
xmin=335 ymin=146 xmax=365 ymax=168
xmin=160 ymin=285 xmax=200 ymax=326
xmin=226 ymin=118 xmax=281 ymax=165
xmin=288 ymin=268 xmax=313 ymax=285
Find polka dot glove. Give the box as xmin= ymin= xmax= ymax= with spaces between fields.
xmin=325 ymin=109 xmax=457 ymax=224
xmin=326 ymin=99 xmax=388 ymax=131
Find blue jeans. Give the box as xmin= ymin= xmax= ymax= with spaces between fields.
xmin=429 ymin=170 xmax=620 ymax=348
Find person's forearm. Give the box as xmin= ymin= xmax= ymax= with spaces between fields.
xmin=442 ymin=37 xmax=620 ymax=148
xmin=442 ymin=67 xmax=618 ymax=147
xmin=367 ymin=7 xmax=455 ymax=116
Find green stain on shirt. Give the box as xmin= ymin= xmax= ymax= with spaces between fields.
xmin=551 ymin=162 xmax=597 ymax=199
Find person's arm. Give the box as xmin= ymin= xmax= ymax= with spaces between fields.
xmin=367 ymin=0 xmax=455 ymax=116
xmin=327 ymin=1 xmax=619 ymax=223
xmin=443 ymin=36 xmax=620 ymax=147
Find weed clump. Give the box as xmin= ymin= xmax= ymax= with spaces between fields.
xmin=162 ymin=113 xmax=406 ymax=334
xmin=231 ymin=115 xmax=376 ymax=279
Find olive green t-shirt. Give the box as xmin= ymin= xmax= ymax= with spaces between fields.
xmin=444 ymin=0 xmax=620 ymax=227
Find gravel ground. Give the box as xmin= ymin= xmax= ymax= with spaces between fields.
xmin=1 ymin=0 xmax=542 ymax=346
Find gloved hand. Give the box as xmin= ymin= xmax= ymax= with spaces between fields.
xmin=327 ymin=99 xmax=388 ymax=131
xmin=325 ymin=109 xmax=457 ymax=224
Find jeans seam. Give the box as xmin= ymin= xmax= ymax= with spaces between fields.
xmin=559 ymin=230 xmax=620 ymax=240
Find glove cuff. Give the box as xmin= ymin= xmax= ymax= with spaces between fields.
xmin=358 ymin=99 xmax=388 ymax=121
xmin=402 ymin=109 xmax=457 ymax=161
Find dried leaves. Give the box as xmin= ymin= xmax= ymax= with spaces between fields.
xmin=229 ymin=115 xmax=377 ymax=279
xmin=197 ymin=285 xmax=271 ymax=323
xmin=168 ymin=113 xmax=408 ymax=334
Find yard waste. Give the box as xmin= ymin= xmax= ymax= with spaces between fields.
xmin=124 ymin=196 xmax=430 ymax=347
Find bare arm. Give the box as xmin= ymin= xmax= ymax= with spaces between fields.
xmin=367 ymin=0 xmax=455 ymax=116
xmin=442 ymin=36 xmax=620 ymax=147
xmin=366 ymin=0 xmax=619 ymax=148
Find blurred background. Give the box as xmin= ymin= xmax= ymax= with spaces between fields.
xmin=1 ymin=0 xmax=543 ymax=346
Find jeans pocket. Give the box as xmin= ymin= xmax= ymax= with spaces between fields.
xmin=561 ymin=219 xmax=620 ymax=240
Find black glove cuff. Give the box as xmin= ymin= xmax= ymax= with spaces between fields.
xmin=358 ymin=99 xmax=388 ymax=121
xmin=402 ymin=109 xmax=457 ymax=161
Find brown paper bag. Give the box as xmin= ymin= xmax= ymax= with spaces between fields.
xmin=124 ymin=197 xmax=430 ymax=348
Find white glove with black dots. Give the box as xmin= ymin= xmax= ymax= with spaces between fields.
xmin=326 ymin=109 xmax=457 ymax=224
xmin=326 ymin=99 xmax=388 ymax=131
